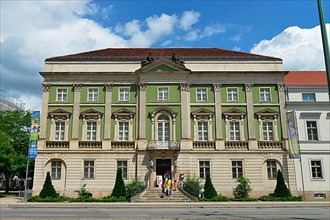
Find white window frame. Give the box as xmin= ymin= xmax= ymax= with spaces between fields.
xmin=309 ymin=159 xmax=324 ymax=180
xmin=262 ymin=121 xmax=274 ymax=141
xmin=158 ymin=87 xmax=169 ymax=101
xmin=232 ymin=160 xmax=243 ymax=179
xmin=119 ymin=87 xmax=129 ymax=102
xmin=267 ymin=160 xmax=277 ymax=179
xmin=54 ymin=121 xmax=65 ymax=141
xmin=260 ymin=88 xmax=271 ymax=102
xmin=196 ymin=88 xmax=207 ymax=102
xmin=229 ymin=121 xmax=240 ymax=141
xmin=302 ymin=93 xmax=316 ymax=102
xmin=88 ymin=88 xmax=98 ymax=102
xmin=306 ymin=120 xmax=319 ymax=141
xmin=227 ymin=87 xmax=238 ymax=102
xmin=51 ymin=160 xmax=62 ymax=180
xmin=197 ymin=121 xmax=208 ymax=141
xmin=83 ymin=160 xmax=95 ymax=179
xmin=56 ymin=88 xmax=67 ymax=102
xmin=86 ymin=121 xmax=97 ymax=141
xmin=199 ymin=160 xmax=210 ymax=179
xmin=118 ymin=121 xmax=129 ymax=141
xmin=117 ymin=160 xmax=128 ymax=180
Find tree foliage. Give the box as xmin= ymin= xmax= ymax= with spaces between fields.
xmin=0 ymin=133 xmax=16 ymax=192
xmin=183 ymin=175 xmax=203 ymax=198
xmin=203 ymin=173 xmax=218 ymax=199
xmin=111 ymin=169 xmax=126 ymax=198
xmin=39 ymin=172 xmax=57 ymax=198
xmin=274 ymin=170 xmax=292 ymax=197
xmin=233 ymin=176 xmax=252 ymax=199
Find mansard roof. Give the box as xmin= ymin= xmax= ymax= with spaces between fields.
xmin=45 ymin=48 xmax=282 ymax=62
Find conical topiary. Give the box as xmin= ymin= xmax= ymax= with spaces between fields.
xmin=111 ymin=169 xmax=126 ymax=198
xmin=39 ymin=172 xmax=57 ymax=198
xmin=203 ymin=173 xmax=218 ymax=199
xmin=274 ymin=170 xmax=292 ymax=197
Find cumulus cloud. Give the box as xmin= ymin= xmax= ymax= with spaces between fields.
xmin=0 ymin=1 xmax=225 ymax=110
xmin=251 ymin=24 xmax=329 ymax=70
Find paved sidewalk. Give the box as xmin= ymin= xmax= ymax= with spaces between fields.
xmin=1 ymin=196 xmax=329 ymax=209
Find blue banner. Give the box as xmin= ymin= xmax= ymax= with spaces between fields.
xmin=28 ymin=111 xmax=40 ymax=160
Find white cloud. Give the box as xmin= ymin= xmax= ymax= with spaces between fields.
xmin=179 ymin=10 xmax=200 ymax=31
xmin=251 ymin=24 xmax=329 ymax=70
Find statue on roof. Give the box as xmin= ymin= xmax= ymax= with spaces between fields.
xmin=141 ymin=52 xmax=154 ymax=67
xmin=171 ymin=53 xmax=185 ymax=66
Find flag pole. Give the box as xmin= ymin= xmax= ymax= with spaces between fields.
xmin=317 ymin=0 xmax=330 ymax=96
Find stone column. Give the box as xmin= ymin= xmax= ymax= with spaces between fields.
xmin=180 ymin=83 xmax=192 ymax=150
xmin=278 ymin=83 xmax=288 ymax=150
xmin=103 ymin=83 xmax=112 ymax=150
xmin=245 ymin=83 xmax=257 ymax=149
xmin=70 ymin=83 xmax=81 ymax=150
xmin=39 ymin=83 xmax=50 ymax=150
xmin=149 ymin=159 xmax=155 ymax=188
xmin=213 ymin=84 xmax=224 ymax=150
xmin=137 ymin=83 xmax=148 ymax=149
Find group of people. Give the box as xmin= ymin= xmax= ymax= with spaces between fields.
xmin=161 ymin=171 xmax=178 ymax=197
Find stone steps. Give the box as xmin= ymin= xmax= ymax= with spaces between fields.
xmin=134 ymin=188 xmax=195 ymax=203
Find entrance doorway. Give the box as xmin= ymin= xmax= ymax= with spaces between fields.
xmin=156 ymin=159 xmax=171 ymax=178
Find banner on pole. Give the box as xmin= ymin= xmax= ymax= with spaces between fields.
xmin=29 ymin=111 xmax=40 ymax=160
xmin=287 ymin=110 xmax=300 ymax=159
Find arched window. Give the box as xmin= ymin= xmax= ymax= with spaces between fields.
xmin=157 ymin=115 xmax=170 ymax=142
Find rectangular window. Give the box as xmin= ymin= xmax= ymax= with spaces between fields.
xmin=199 ymin=161 xmax=210 ymax=179
xmin=54 ymin=122 xmax=65 ymax=141
xmin=119 ymin=88 xmax=129 ymax=101
xmin=310 ymin=160 xmax=323 ymax=179
xmin=57 ymin=89 xmax=67 ymax=102
xmin=232 ymin=161 xmax=243 ymax=178
xmin=262 ymin=121 xmax=274 ymax=141
xmin=88 ymin=88 xmax=98 ymax=102
xmin=51 ymin=161 xmax=61 ymax=180
xmin=196 ymin=88 xmax=207 ymax=102
xmin=84 ymin=160 xmax=94 ymax=179
xmin=117 ymin=161 xmax=127 ymax=179
xmin=197 ymin=121 xmax=208 ymax=141
xmin=229 ymin=122 xmax=240 ymax=141
xmin=227 ymin=88 xmax=238 ymax=102
xmin=119 ymin=122 xmax=129 ymax=141
xmin=302 ymin=93 xmax=316 ymax=102
xmin=306 ymin=121 xmax=318 ymax=141
xmin=260 ymin=88 xmax=271 ymax=102
xmin=158 ymin=87 xmax=168 ymax=101
xmin=267 ymin=160 xmax=277 ymax=179
xmin=86 ymin=121 xmax=97 ymax=141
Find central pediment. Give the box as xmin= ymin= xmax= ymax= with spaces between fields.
xmin=135 ymin=58 xmax=191 ymax=74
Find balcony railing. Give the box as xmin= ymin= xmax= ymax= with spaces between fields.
xmin=79 ymin=141 xmax=102 ymax=149
xmin=225 ymin=141 xmax=248 ymax=150
xmin=46 ymin=141 xmax=69 ymax=149
xmin=111 ymin=141 xmax=135 ymax=149
xmin=146 ymin=140 xmax=180 ymax=150
xmin=258 ymin=141 xmax=283 ymax=150
xmin=193 ymin=141 xmax=215 ymax=149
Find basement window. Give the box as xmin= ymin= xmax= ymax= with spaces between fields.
xmin=314 ymin=193 xmax=326 ymax=199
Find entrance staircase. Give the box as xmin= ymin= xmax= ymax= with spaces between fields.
xmin=133 ymin=187 xmax=195 ymax=203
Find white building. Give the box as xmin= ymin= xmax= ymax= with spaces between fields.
xmin=285 ymin=71 xmax=330 ymax=200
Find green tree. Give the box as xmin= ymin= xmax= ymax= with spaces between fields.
xmin=39 ymin=172 xmax=57 ymax=198
xmin=274 ymin=170 xmax=292 ymax=197
xmin=203 ymin=173 xmax=218 ymax=199
xmin=0 ymin=133 xmax=16 ymax=193
xmin=0 ymin=110 xmax=32 ymax=180
xmin=111 ymin=169 xmax=126 ymax=198
xmin=233 ymin=176 xmax=252 ymax=199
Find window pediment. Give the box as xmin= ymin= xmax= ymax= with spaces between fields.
xmin=256 ymin=108 xmax=278 ymax=121
xmin=136 ymin=58 xmax=191 ymax=74
xmin=113 ymin=108 xmax=135 ymax=120
xmin=49 ymin=108 xmax=71 ymax=121
xmin=223 ymin=108 xmax=245 ymax=121
xmin=191 ymin=108 xmax=213 ymax=121
xmin=81 ymin=109 xmax=103 ymax=120
xmin=151 ymin=107 xmax=177 ymax=118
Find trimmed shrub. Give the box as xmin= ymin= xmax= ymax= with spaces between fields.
xmin=111 ymin=169 xmax=126 ymax=198
xmin=126 ymin=179 xmax=147 ymax=200
xmin=39 ymin=172 xmax=57 ymax=198
xmin=233 ymin=176 xmax=252 ymax=199
xmin=183 ymin=175 xmax=203 ymax=198
xmin=199 ymin=194 xmax=230 ymax=202
xmin=274 ymin=170 xmax=292 ymax=197
xmin=258 ymin=195 xmax=303 ymax=201
xmin=75 ymin=184 xmax=92 ymax=199
xmin=203 ymin=173 xmax=218 ymax=199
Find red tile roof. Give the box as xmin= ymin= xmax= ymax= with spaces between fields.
xmin=45 ymin=48 xmax=282 ymax=62
xmin=285 ymin=71 xmax=327 ymax=87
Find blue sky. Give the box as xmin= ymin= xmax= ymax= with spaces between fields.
xmin=0 ymin=0 xmax=329 ymax=110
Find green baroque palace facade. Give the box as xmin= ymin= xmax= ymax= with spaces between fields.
xmin=33 ymin=48 xmax=297 ymax=198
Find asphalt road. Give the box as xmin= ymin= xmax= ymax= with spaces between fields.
xmin=1 ymin=206 xmax=329 ymax=220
